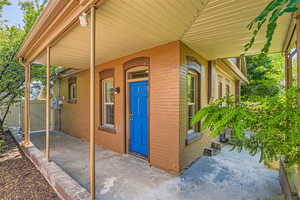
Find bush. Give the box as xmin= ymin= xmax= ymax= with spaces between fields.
xmin=192 ymin=88 xmax=300 ymax=166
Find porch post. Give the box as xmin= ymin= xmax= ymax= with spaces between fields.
xmin=296 ymin=15 xmax=300 ymax=198
xmin=89 ymin=6 xmax=96 ymax=200
xmin=235 ymin=80 xmax=241 ymax=102
xmin=46 ymin=46 xmax=51 ymax=161
xmin=207 ymin=61 xmax=212 ymax=104
xmin=24 ymin=64 xmax=30 ymax=145
xmin=28 ymin=64 xmax=31 ymax=142
xmin=285 ymin=52 xmax=292 ymax=91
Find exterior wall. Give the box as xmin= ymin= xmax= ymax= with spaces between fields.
xmin=179 ymin=43 xmax=238 ymax=171
xmin=58 ymin=41 xmax=181 ymax=174
xmin=215 ymin=66 xmax=237 ymax=98
xmin=57 ymin=40 xmax=241 ymax=174
xmin=179 ymin=43 xmax=211 ymax=170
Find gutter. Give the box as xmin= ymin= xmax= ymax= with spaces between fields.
xmin=216 ymin=59 xmax=249 ymax=84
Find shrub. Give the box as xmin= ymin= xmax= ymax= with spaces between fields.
xmin=192 ymin=88 xmax=300 ymax=166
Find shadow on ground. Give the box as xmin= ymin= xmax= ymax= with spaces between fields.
xmin=14 ymin=130 xmax=282 ymax=200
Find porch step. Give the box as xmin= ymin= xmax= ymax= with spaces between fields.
xmin=211 ymin=141 xmax=221 ymax=151
xmin=204 ymin=141 xmax=222 ymax=157
xmin=204 ymin=147 xmax=220 ymax=157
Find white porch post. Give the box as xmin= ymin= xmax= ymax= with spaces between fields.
xmin=90 ymin=6 xmax=96 ymax=200
xmin=46 ymin=46 xmax=51 ymax=161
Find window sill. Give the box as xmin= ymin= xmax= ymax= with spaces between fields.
xmin=185 ymin=132 xmax=204 ymax=145
xmin=98 ymin=126 xmax=116 ymax=134
xmin=68 ymin=99 xmax=77 ymax=104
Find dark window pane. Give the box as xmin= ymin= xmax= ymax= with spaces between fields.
xmin=105 ymin=104 xmax=114 ymax=125
xmin=188 ymin=104 xmax=195 ymax=130
xmin=188 ymin=74 xmax=195 ymax=103
xmin=226 ymin=85 xmax=230 ymax=96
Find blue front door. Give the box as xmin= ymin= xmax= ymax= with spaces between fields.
xmin=130 ymin=81 xmax=149 ymax=157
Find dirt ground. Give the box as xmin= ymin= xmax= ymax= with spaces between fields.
xmin=0 ymin=131 xmax=60 ymax=200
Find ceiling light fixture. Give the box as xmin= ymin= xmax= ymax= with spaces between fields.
xmin=79 ymin=12 xmax=88 ymax=27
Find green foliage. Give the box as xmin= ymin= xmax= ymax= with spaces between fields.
xmin=242 ymin=54 xmax=283 ymax=100
xmin=0 ymin=0 xmax=10 ymax=18
xmin=0 ymin=0 xmax=48 ymax=129
xmin=19 ymin=0 xmax=47 ymax=33
xmin=245 ymin=0 xmax=300 ymax=54
xmin=192 ymin=88 xmax=300 ymax=166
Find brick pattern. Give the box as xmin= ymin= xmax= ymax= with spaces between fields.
xmin=179 ymin=42 xmax=212 ymax=170
xmin=123 ymin=57 xmax=150 ymax=71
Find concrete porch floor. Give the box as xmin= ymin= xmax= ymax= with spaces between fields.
xmin=14 ymin=130 xmax=282 ymax=200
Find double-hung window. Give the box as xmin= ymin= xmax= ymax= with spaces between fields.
xmin=186 ymin=57 xmax=203 ymax=145
xmin=187 ymin=70 xmax=200 ymax=134
xmin=99 ymin=69 xmax=115 ymax=130
xmin=218 ymin=81 xmax=223 ymax=98
xmin=226 ymin=84 xmax=230 ymax=96
xmin=102 ymin=78 xmax=115 ymax=128
xmin=68 ymin=77 xmax=77 ymax=103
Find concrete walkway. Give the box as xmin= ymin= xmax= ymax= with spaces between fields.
xmin=14 ymin=131 xmax=282 ymax=200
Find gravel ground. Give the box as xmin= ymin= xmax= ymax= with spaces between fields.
xmin=0 ymin=131 xmax=60 ymax=200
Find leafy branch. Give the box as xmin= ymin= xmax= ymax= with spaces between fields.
xmin=192 ymin=88 xmax=300 ymax=166
xmin=245 ymin=0 xmax=300 ymax=54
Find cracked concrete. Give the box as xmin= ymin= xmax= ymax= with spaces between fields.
xmin=13 ymin=130 xmax=282 ymax=200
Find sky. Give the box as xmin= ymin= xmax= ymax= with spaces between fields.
xmin=2 ymin=0 xmax=23 ymax=26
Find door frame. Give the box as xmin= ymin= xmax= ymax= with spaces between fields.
xmin=124 ymin=66 xmax=150 ymax=160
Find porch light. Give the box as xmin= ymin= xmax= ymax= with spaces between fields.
xmin=79 ymin=12 xmax=88 ymax=27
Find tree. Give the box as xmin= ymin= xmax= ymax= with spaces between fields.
xmin=19 ymin=0 xmax=48 ymax=33
xmin=242 ymin=54 xmax=283 ymax=100
xmin=0 ymin=0 xmax=47 ymax=131
xmin=0 ymin=0 xmax=9 ymax=18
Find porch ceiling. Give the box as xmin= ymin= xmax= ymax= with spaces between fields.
xmin=33 ymin=0 xmax=291 ymax=69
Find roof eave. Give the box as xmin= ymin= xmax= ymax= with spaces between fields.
xmin=17 ymin=0 xmax=105 ymax=64
xmin=217 ymin=59 xmax=249 ymax=84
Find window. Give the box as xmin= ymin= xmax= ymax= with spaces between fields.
xmin=68 ymin=77 xmax=77 ymax=103
xmin=102 ymin=78 xmax=115 ymax=128
xmin=187 ymin=70 xmax=200 ymax=134
xmin=226 ymin=84 xmax=230 ymax=96
xmin=218 ymin=81 xmax=223 ymax=98
xmin=99 ymin=69 xmax=115 ymax=132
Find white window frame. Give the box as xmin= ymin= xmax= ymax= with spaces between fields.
xmin=102 ymin=78 xmax=115 ymax=128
